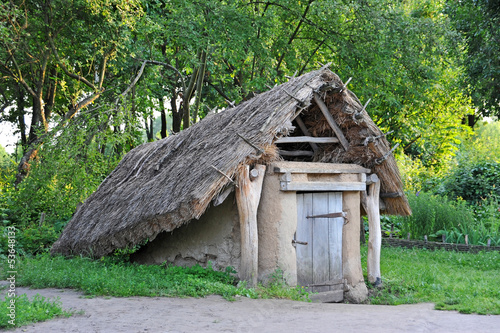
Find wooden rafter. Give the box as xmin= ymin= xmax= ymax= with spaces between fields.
xmin=294 ymin=116 xmax=319 ymax=152
xmin=313 ymin=93 xmax=349 ymax=150
xmin=275 ymin=136 xmax=339 ymax=144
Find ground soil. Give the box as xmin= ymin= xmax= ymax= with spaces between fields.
xmin=3 ymin=285 xmax=499 ymax=333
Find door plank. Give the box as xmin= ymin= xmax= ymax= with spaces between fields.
xmin=312 ymin=192 xmax=330 ymax=293
xmin=296 ymin=193 xmax=313 ymax=288
xmin=328 ymin=192 xmax=343 ymax=291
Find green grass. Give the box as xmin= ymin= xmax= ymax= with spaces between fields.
xmin=361 ymin=245 xmax=500 ymax=314
xmin=0 ymin=294 xmax=72 ymax=329
xmin=0 ymin=254 xmax=309 ymax=302
xmin=1 ymin=247 xmax=498 ymax=322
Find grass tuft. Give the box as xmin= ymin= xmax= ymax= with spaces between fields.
xmin=0 ymin=294 xmax=72 ymax=328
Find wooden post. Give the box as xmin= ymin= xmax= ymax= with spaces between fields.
xmin=235 ymin=164 xmax=266 ymax=287
xmin=361 ymin=174 xmax=381 ymax=286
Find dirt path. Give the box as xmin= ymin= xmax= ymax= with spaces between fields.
xmin=3 ymin=285 xmax=499 ymax=332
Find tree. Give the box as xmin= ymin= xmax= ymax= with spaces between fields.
xmin=447 ymin=0 xmax=500 ymax=120
xmin=0 ymin=0 xmax=144 ymax=182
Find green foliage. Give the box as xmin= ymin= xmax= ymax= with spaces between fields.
xmin=1 ymin=255 xmax=309 ymax=302
xmin=447 ymin=0 xmax=500 ymax=118
xmin=361 ymin=246 xmax=500 ymax=314
xmin=0 ymin=145 xmax=13 ymax=170
xmin=394 ymin=192 xmax=475 ymax=239
xmin=439 ymin=161 xmax=500 ymax=204
xmin=257 ymin=268 xmax=310 ymax=301
xmin=0 ymin=294 xmax=72 ymax=328
xmin=454 ymin=121 xmax=500 ymax=165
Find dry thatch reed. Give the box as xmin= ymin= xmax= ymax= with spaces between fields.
xmin=52 ymin=66 xmax=410 ymax=258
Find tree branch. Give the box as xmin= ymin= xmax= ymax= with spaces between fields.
xmin=47 ymin=33 xmax=98 ymax=91
xmin=207 ymin=81 xmax=232 ymax=101
xmin=64 ymin=92 xmax=101 ymax=120
xmin=275 ymin=0 xmax=314 ymax=74
xmin=2 ymin=42 xmax=37 ymax=98
xmin=115 ymin=60 xmax=147 ymax=105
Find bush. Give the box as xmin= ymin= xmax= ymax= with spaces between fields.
xmin=439 ymin=161 xmax=500 ymax=204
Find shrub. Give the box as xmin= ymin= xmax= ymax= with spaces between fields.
xmin=439 ymin=161 xmax=500 ymax=204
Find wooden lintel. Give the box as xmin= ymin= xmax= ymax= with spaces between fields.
xmin=280 ymin=181 xmax=366 ymax=192
xmin=294 ymin=116 xmax=319 ymax=152
xmin=276 ymin=136 xmax=339 ymax=144
xmin=313 ymin=93 xmax=349 ymax=150
xmin=279 ymin=150 xmax=314 ymax=157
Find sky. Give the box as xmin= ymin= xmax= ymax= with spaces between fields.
xmin=0 ymin=121 xmax=18 ymax=154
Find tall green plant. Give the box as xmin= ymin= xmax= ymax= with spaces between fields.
xmin=395 ymin=192 xmax=475 ymax=239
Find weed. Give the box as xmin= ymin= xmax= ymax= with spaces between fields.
xmin=0 ymin=294 xmax=72 ymax=328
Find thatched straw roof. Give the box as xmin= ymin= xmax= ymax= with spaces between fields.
xmin=51 ymin=66 xmax=410 ymax=258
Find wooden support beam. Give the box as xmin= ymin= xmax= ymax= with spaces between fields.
xmin=281 ymin=181 xmax=366 ymax=192
xmin=313 ymin=93 xmax=349 ymax=151
xmin=361 ymin=174 xmax=382 ymax=286
xmin=279 ymin=150 xmax=314 ymax=157
xmin=273 ymin=163 xmax=370 ymax=174
xmin=235 ymin=164 xmax=266 ymax=287
xmin=275 ymin=136 xmax=339 ymax=144
xmin=294 ymin=116 xmax=319 ymax=153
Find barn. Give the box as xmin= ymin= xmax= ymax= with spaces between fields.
xmin=51 ymin=65 xmax=411 ymax=303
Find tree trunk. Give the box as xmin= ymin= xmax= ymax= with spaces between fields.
xmin=160 ymin=96 xmax=167 ymax=138
xmin=15 ymin=85 xmax=27 ymax=150
xmin=362 ymin=174 xmax=382 ymax=286
xmin=235 ymin=164 xmax=266 ymax=287
xmin=192 ymin=49 xmax=207 ymax=123
xmin=171 ymin=93 xmax=181 ymax=134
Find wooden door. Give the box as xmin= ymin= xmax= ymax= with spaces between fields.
xmin=296 ymin=192 xmax=343 ymax=296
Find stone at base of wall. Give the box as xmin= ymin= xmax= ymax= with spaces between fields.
xmin=344 ymin=283 xmax=368 ymax=304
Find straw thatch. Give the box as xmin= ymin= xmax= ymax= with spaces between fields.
xmin=51 ymin=66 xmax=410 ymax=258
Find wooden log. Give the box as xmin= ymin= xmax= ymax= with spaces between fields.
xmin=294 ymin=116 xmax=319 ymax=152
xmin=279 ymin=150 xmax=314 ymax=157
xmin=235 ymin=164 xmax=266 ymax=287
xmin=275 ymin=136 xmax=339 ymax=144
xmin=313 ymin=93 xmax=349 ymax=151
xmin=273 ymin=164 xmax=370 ymax=174
xmin=361 ymin=174 xmax=381 ymax=286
